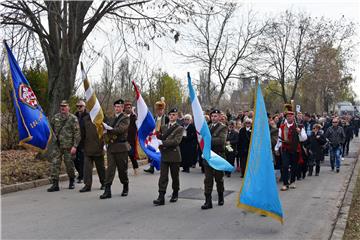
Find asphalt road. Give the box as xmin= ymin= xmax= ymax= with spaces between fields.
xmin=2 ymin=137 xmax=359 ymax=240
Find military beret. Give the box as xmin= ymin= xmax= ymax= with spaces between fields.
xmin=60 ymin=100 xmax=69 ymax=106
xmin=210 ymin=109 xmax=221 ymax=115
xmin=168 ymin=108 xmax=178 ymax=114
xmin=113 ymin=99 xmax=124 ymax=105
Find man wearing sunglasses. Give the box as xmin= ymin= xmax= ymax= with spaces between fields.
xmin=324 ymin=118 xmax=345 ymax=173
xmin=74 ymin=100 xmax=88 ymax=183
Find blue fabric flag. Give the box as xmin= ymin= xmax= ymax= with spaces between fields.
xmin=4 ymin=41 xmax=52 ymax=152
xmin=237 ymin=82 xmax=284 ymax=224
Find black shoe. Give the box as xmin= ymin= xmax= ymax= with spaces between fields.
xmin=336 ymin=168 xmax=340 ymax=173
xmin=218 ymin=192 xmax=224 ymax=206
xmin=201 ymin=194 xmax=212 ymax=210
xmin=69 ymin=178 xmax=75 ymax=189
xmin=153 ymin=192 xmax=165 ymax=206
xmin=169 ymin=191 xmax=178 ymax=203
xmin=121 ymin=183 xmax=129 ymax=197
xmin=79 ymin=186 xmax=91 ymax=192
xmin=47 ymin=180 xmax=59 ymax=192
xmin=100 ymin=185 xmax=112 ymax=199
xmin=144 ymin=166 xmax=154 ymax=174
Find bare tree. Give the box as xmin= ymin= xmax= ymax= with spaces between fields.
xmin=1 ymin=0 xmax=193 ymax=117
xmin=175 ymin=1 xmax=266 ymax=106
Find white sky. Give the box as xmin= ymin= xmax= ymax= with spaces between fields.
xmin=83 ymin=0 xmax=360 ymax=99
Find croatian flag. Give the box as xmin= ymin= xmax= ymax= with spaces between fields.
xmin=132 ymin=81 xmax=161 ymax=170
xmin=187 ymin=73 xmax=234 ymax=172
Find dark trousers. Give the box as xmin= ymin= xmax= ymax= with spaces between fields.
xmin=158 ymin=161 xmax=180 ymax=193
xmin=225 ymin=150 xmax=235 ymax=175
xmin=105 ymin=152 xmax=129 ymax=185
xmin=342 ymin=139 xmax=350 ymax=156
xmin=281 ymin=150 xmax=298 ymax=186
xmin=84 ymin=155 xmax=106 ymax=188
xmin=74 ymin=148 xmax=84 ymax=180
xmin=203 ymin=164 xmax=224 ymax=194
xmin=308 ymin=153 xmax=321 ymax=174
xmin=128 ymin=143 xmax=139 ymax=169
xmin=239 ymin=151 xmax=248 ymax=176
xmin=354 ymin=128 xmax=359 ymax=137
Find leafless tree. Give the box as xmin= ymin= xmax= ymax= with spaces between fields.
xmin=1 ymin=0 xmax=194 ymax=117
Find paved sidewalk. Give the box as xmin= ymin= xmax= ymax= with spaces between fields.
xmin=2 ymin=137 xmax=359 ymax=239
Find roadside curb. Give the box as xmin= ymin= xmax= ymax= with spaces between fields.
xmin=1 ymin=159 xmax=148 ymax=195
xmin=329 ymin=147 xmax=360 ymax=240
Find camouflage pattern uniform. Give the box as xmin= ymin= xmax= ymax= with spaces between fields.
xmin=50 ymin=112 xmax=80 ymax=181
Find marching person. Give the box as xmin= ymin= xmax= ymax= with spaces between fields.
xmin=124 ymin=100 xmax=139 ymax=176
xmin=324 ymin=117 xmax=345 ymax=173
xmin=153 ymin=108 xmax=184 ymax=206
xmin=48 ymin=100 xmax=80 ymax=192
xmin=100 ymin=99 xmax=130 ymax=199
xmin=201 ymin=109 xmax=227 ymax=210
xmin=79 ymin=113 xmax=106 ymax=192
xmin=275 ymin=104 xmax=307 ymax=191
xmin=74 ymin=100 xmax=88 ymax=183
xmin=307 ymin=124 xmax=327 ymax=176
xmin=179 ymin=114 xmax=198 ymax=173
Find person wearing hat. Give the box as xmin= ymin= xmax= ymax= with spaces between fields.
xmin=124 ymin=100 xmax=139 ymax=176
xmin=274 ymin=104 xmax=307 ymax=191
xmin=47 ymin=100 xmax=80 ymax=192
xmin=74 ymin=100 xmax=88 ymax=183
xmin=201 ymin=109 xmax=228 ymax=210
xmin=144 ymin=97 xmax=169 ymax=174
xmin=153 ymin=108 xmax=184 ymax=206
xmin=100 ymin=99 xmax=130 ymax=199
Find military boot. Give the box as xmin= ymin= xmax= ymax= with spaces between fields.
xmin=121 ymin=183 xmax=129 ymax=197
xmin=201 ymin=194 xmax=213 ymax=210
xmin=69 ymin=177 xmax=75 ymax=189
xmin=100 ymin=185 xmax=112 ymax=199
xmin=169 ymin=191 xmax=178 ymax=202
xmin=47 ymin=180 xmax=59 ymax=192
xmin=144 ymin=165 xmax=154 ymax=174
xmin=153 ymin=192 xmax=165 ymax=206
xmin=218 ymin=192 xmax=224 ymax=206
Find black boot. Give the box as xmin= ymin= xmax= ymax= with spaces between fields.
xmin=47 ymin=180 xmax=59 ymax=192
xmin=308 ymin=167 xmax=313 ymax=176
xmin=169 ymin=191 xmax=178 ymax=202
xmin=315 ymin=166 xmax=320 ymax=176
xmin=69 ymin=178 xmax=75 ymax=189
xmin=121 ymin=183 xmax=129 ymax=197
xmin=144 ymin=165 xmax=154 ymax=174
xmin=218 ymin=192 xmax=224 ymax=206
xmin=153 ymin=192 xmax=165 ymax=206
xmin=99 ymin=185 xmax=112 ymax=199
xmin=201 ymin=194 xmax=213 ymax=210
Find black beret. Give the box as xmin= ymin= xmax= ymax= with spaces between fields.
xmin=210 ymin=109 xmax=221 ymax=115
xmin=168 ymin=108 xmax=178 ymax=114
xmin=113 ymin=99 xmax=124 ymax=105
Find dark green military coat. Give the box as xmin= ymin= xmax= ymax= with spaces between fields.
xmin=105 ymin=113 xmax=130 ymax=153
xmin=210 ymin=122 xmax=227 ymax=154
xmin=158 ymin=123 xmax=184 ymax=163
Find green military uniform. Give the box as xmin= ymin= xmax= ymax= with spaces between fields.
xmin=80 ymin=114 xmax=106 ymax=191
xmin=50 ymin=112 xmax=80 ymax=181
xmin=204 ymin=122 xmax=227 ymax=194
xmin=100 ymin=112 xmax=130 ymax=198
xmin=157 ymin=122 xmax=184 ymax=194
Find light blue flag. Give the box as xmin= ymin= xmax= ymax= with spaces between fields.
xmin=4 ymin=41 xmax=52 ymax=152
xmin=237 ymin=82 xmax=284 ymax=224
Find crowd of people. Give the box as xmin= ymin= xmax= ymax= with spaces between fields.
xmin=46 ymin=97 xmax=360 ymax=209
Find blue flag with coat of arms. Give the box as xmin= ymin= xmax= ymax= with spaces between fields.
xmin=4 ymin=41 xmax=52 ymax=152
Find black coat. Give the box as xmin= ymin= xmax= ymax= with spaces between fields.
xmin=309 ymin=131 xmax=327 ymax=156
xmin=238 ymin=127 xmax=251 ymax=155
xmin=180 ymin=123 xmax=198 ymax=168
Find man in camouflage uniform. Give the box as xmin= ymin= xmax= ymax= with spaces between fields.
xmin=201 ymin=109 xmax=227 ymax=209
xmin=100 ymin=99 xmax=130 ymax=199
xmin=47 ymin=100 xmax=81 ymax=192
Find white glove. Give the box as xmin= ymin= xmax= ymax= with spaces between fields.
xmin=102 ymin=122 xmax=113 ymax=130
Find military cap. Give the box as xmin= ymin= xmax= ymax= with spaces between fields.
xmin=60 ymin=100 xmax=69 ymax=106
xmin=168 ymin=107 xmax=178 ymax=114
xmin=113 ymin=99 xmax=124 ymax=105
xmin=210 ymin=109 xmax=221 ymax=115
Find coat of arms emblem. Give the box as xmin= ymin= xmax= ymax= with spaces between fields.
xmin=18 ymin=84 xmax=38 ymax=108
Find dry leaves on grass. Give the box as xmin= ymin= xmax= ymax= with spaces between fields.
xmin=1 ymin=150 xmax=51 ymax=185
